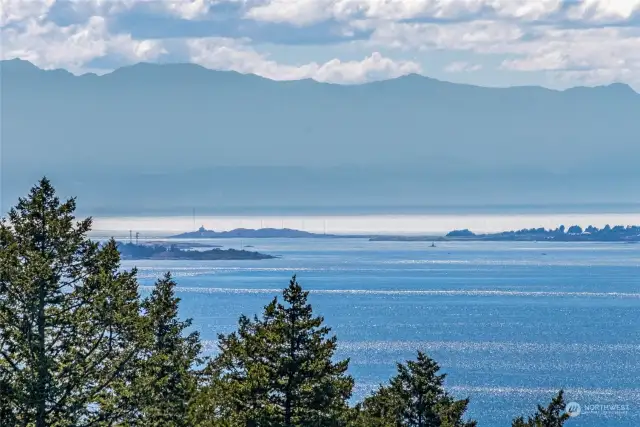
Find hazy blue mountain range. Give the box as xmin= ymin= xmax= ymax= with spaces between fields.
xmin=170 ymin=227 xmax=335 ymax=239
xmin=2 ymin=59 xmax=639 ymax=215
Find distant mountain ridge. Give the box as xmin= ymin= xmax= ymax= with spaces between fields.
xmin=2 ymin=59 xmax=639 ymax=214
xmin=170 ymin=227 xmax=336 ymax=239
xmin=3 ymin=59 xmax=638 ymax=93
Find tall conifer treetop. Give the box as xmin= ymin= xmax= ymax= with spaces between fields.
xmin=197 ymin=275 xmax=354 ymax=426
xmin=511 ymin=390 xmax=570 ymax=427
xmin=0 ymin=178 xmax=143 ymax=426
xmin=353 ymin=351 xmax=477 ymax=427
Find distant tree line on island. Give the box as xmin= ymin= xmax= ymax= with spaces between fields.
xmin=1 ymin=180 xmax=573 ymax=426
xmin=446 ymin=224 xmax=640 ymax=242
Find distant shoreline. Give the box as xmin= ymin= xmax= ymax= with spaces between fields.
xmin=116 ymin=242 xmax=276 ymax=260
xmin=371 ymin=225 xmax=640 ymax=243
xmin=167 ymin=225 xmax=640 ymax=243
xmin=91 ymin=213 xmax=640 ymax=239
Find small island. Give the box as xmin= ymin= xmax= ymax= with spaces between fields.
xmin=170 ymin=226 xmax=337 ymax=239
xmin=370 ymin=224 xmax=640 ymax=242
xmin=117 ymin=242 xmax=276 ymax=260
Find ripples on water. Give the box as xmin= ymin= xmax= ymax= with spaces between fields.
xmin=139 ymin=286 xmax=640 ymax=299
xmin=127 ymin=239 xmax=640 ymax=426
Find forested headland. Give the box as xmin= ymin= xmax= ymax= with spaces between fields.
xmin=1 ymin=179 xmax=572 ymax=426
xmin=117 ymin=242 xmax=275 ymax=260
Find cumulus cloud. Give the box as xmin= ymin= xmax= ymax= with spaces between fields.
xmin=241 ymin=0 xmax=640 ymax=87
xmin=366 ymin=20 xmax=525 ymax=51
xmin=0 ymin=0 xmax=55 ymax=26
xmin=162 ymin=0 xmax=227 ymax=20
xmin=499 ymin=27 xmax=640 ymax=70
xmin=188 ymin=38 xmax=421 ymax=83
xmin=1 ymin=14 xmax=166 ymax=72
xmin=488 ymin=26 xmax=640 ymax=89
xmin=242 ymin=0 xmax=498 ymax=26
xmin=0 ymin=0 xmax=418 ymax=82
xmin=245 ymin=0 xmax=640 ymax=24
xmin=1 ymin=0 xmax=639 ymax=89
xmin=0 ymin=0 xmax=169 ymax=71
xmin=360 ymin=12 xmax=640 ymax=87
xmin=567 ymin=0 xmax=640 ymax=22
xmin=310 ymin=52 xmax=421 ymax=83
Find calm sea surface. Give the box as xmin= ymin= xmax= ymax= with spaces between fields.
xmin=124 ymin=238 xmax=640 ymax=427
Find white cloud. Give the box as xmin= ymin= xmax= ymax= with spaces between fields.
xmin=367 ymin=20 xmax=525 ymax=52
xmin=311 ymin=52 xmax=422 ymax=83
xmin=0 ymin=0 xmax=167 ymax=71
xmin=2 ymin=0 xmax=234 ymax=23
xmin=48 ymin=0 xmax=142 ymax=19
xmin=187 ymin=38 xmax=421 ymax=83
xmin=498 ymin=27 xmax=640 ymax=87
xmin=165 ymin=0 xmax=209 ymax=19
xmin=1 ymin=15 xmax=166 ymax=72
xmin=163 ymin=0 xmax=229 ymax=20
xmin=245 ymin=0 xmax=337 ymax=26
xmin=0 ymin=0 xmax=55 ymax=26
xmin=567 ymin=0 xmax=640 ymax=22
xmin=445 ymin=61 xmax=482 ymax=73
xmin=244 ymin=0 xmax=640 ymax=25
xmin=1 ymin=0 xmax=639 ymax=89
xmin=363 ymin=17 xmax=640 ymax=88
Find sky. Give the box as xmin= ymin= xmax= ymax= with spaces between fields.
xmin=2 ymin=0 xmax=640 ymax=90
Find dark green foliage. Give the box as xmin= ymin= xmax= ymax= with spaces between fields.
xmin=512 ymin=390 xmax=570 ymax=427
xmin=194 ymin=275 xmax=354 ymax=426
xmin=0 ymin=178 xmax=143 ymax=426
xmin=117 ymin=242 xmax=274 ymax=260
xmin=353 ymin=351 xmax=476 ymax=427
xmin=124 ymin=272 xmax=203 ymax=426
xmin=0 ymin=367 xmax=17 ymax=426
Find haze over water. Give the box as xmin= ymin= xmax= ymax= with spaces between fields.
xmin=93 ymin=212 xmax=640 ymax=237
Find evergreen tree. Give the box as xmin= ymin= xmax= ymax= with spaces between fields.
xmin=196 ymin=275 xmax=354 ymax=426
xmin=125 ymin=272 xmax=203 ymax=426
xmin=353 ymin=351 xmax=476 ymax=427
xmin=0 ymin=178 xmax=144 ymax=426
xmin=351 ymin=385 xmax=403 ymax=427
xmin=512 ymin=390 xmax=570 ymax=427
xmin=192 ymin=314 xmax=271 ymax=426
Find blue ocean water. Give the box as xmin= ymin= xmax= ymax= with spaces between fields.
xmin=126 ymin=239 xmax=640 ymax=426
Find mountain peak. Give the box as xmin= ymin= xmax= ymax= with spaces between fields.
xmin=106 ymin=61 xmax=265 ymax=81
xmin=390 ymin=73 xmax=442 ymax=84
xmin=1 ymin=58 xmax=41 ymax=73
xmin=0 ymin=59 xmax=78 ymax=82
xmin=606 ymin=82 xmax=637 ymax=94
